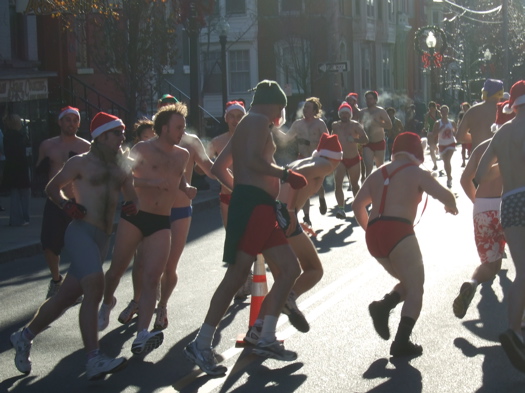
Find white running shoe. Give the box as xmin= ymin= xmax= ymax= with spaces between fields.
xmin=98 ymin=297 xmax=116 ymax=331
xmin=86 ymin=353 xmax=127 ymax=381
xmin=118 ymin=300 xmax=139 ymax=325
xmin=131 ymin=330 xmax=164 ymax=355
xmin=184 ymin=341 xmax=227 ymax=376
xmin=10 ymin=330 xmax=32 ymax=374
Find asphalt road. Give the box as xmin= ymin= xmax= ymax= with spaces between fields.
xmin=1 ymin=158 xmax=524 ymax=393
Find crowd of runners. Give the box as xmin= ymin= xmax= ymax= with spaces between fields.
xmin=7 ymin=77 xmax=525 ymax=380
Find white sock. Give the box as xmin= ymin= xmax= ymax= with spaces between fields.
xmin=469 ymin=279 xmax=478 ymax=287
xmin=260 ymin=315 xmax=278 ymax=343
xmin=195 ymin=323 xmax=216 ymax=350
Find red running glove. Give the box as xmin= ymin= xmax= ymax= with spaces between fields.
xmin=62 ymin=200 xmax=87 ymax=220
xmin=284 ymin=169 xmax=308 ymax=190
xmin=121 ymin=201 xmax=138 ymax=216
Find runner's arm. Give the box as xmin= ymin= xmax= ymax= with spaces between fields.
xmin=211 ymin=140 xmax=234 ymax=192
xmin=45 ymin=156 xmax=82 ymax=206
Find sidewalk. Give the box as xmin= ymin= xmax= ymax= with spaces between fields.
xmin=0 ymin=180 xmax=221 ymax=264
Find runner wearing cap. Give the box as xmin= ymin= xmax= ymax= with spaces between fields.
xmin=185 ymin=80 xmax=307 ymax=376
xmin=457 ymin=78 xmax=504 ymax=150
xmin=36 ymin=106 xmax=90 ymax=299
xmin=353 ymin=132 xmax=458 ymax=358
xmin=9 ymin=112 xmax=134 ymax=380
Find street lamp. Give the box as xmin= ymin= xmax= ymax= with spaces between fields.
xmin=426 ymin=32 xmax=437 ymax=101
xmin=218 ymin=17 xmax=230 ymax=115
xmin=415 ymin=26 xmax=447 ymax=102
xmin=187 ymin=0 xmax=201 ymax=135
xmin=483 ymin=48 xmax=492 ymax=62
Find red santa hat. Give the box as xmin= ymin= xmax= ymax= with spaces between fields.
xmin=58 ymin=106 xmax=80 ymax=120
xmin=392 ymin=132 xmax=424 ymax=165
xmin=312 ymin=133 xmax=343 ymax=161
xmin=90 ymin=112 xmax=125 ymax=139
xmin=345 ymin=92 xmax=358 ymax=102
xmin=225 ymin=100 xmax=246 ymax=115
xmin=503 ymin=80 xmax=525 ymax=114
xmin=495 ymin=100 xmax=516 ymax=127
xmin=338 ymin=102 xmax=353 ymax=117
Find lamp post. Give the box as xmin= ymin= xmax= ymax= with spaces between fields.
xmin=415 ymin=26 xmax=447 ymax=103
xmin=426 ymin=31 xmax=437 ymax=101
xmin=187 ymin=0 xmax=201 ymax=135
xmin=218 ymin=17 xmax=230 ymax=115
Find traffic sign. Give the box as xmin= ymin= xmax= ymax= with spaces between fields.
xmin=318 ymin=61 xmax=349 ymax=73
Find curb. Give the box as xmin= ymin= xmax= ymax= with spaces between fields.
xmin=0 ymin=197 xmax=219 ymax=264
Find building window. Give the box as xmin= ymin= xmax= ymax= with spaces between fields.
xmin=229 ymin=50 xmax=250 ymax=93
xmin=226 ymin=0 xmax=245 ymax=15
xmin=387 ymin=0 xmax=394 ymax=22
xmin=75 ymin=17 xmax=89 ymax=69
xmin=280 ymin=0 xmax=303 ymax=14
xmin=274 ymin=39 xmax=311 ymax=94
xmin=355 ymin=0 xmax=361 ymax=16
xmin=202 ymin=51 xmax=222 ymax=94
xmin=377 ymin=0 xmax=383 ymax=20
xmin=382 ymin=45 xmax=391 ymax=89
xmin=366 ymin=0 xmax=374 ymax=18
xmin=361 ymin=44 xmax=371 ymax=90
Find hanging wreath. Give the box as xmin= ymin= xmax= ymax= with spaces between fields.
xmin=414 ymin=26 xmax=447 ymax=69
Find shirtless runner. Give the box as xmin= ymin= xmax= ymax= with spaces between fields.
xmin=456 ymin=78 xmax=504 ymax=150
xmin=98 ymin=103 xmax=196 ymax=355
xmin=453 ymin=138 xmax=504 ymax=319
xmin=10 ymin=112 xmax=134 ymax=380
xmin=332 ymin=102 xmax=369 ymax=219
xmin=184 ymin=80 xmax=307 ymax=376
xmin=277 ymin=97 xmax=329 ymax=225
xmin=36 ymin=106 xmax=90 ymax=298
xmin=209 ymin=101 xmax=253 ymax=299
xmin=360 ymin=91 xmax=392 ymax=178
xmin=353 ymin=132 xmax=457 ymax=358
xmin=475 ymin=80 xmax=525 ymax=374
xmin=209 ymin=101 xmax=246 ymax=227
xmin=213 ymin=130 xmax=344 ymax=337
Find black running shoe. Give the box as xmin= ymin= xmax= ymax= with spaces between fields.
xmin=369 ymin=301 xmax=390 ymax=340
xmin=319 ymin=197 xmax=327 ymax=215
xmin=390 ymin=340 xmax=423 ymax=358
xmin=303 ymin=215 xmax=312 ymax=226
xmin=283 ymin=292 xmax=310 ymax=333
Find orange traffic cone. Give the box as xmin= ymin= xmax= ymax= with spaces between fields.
xmin=236 ymin=254 xmax=267 ymax=346
xmin=249 ymin=254 xmax=268 ymax=327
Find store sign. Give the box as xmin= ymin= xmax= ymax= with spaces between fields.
xmin=0 ymin=78 xmax=49 ymax=102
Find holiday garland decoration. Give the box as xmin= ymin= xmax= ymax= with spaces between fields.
xmin=414 ymin=26 xmax=448 ymax=69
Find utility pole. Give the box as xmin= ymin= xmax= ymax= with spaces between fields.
xmin=502 ymin=0 xmax=509 ymax=88
xmin=188 ymin=0 xmax=201 ymax=135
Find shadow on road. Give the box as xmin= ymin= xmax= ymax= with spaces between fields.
xmin=454 ymin=337 xmax=524 ymax=393
xmin=362 ymin=357 xmax=422 ymax=393
xmin=462 ymin=269 xmax=511 ymax=342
